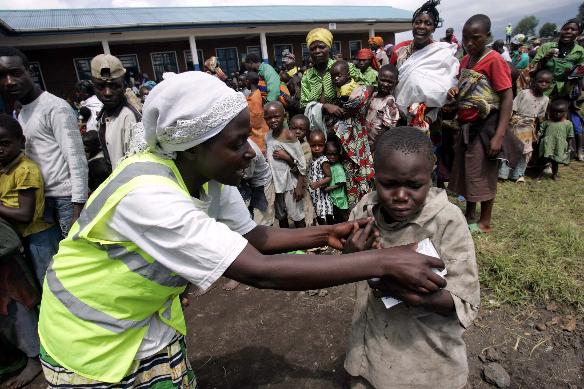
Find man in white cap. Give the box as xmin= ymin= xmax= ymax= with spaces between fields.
xmin=0 ymin=46 xmax=87 ymax=238
xmin=91 ymin=54 xmax=141 ymax=171
xmin=38 ymin=71 xmax=445 ymax=388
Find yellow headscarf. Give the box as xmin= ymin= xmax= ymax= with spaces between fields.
xmin=368 ymin=36 xmax=384 ymax=47
xmin=306 ymin=28 xmax=333 ymax=48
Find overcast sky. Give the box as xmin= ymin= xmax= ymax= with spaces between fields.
xmin=1 ymin=0 xmax=580 ymax=42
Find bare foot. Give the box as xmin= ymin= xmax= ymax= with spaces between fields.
xmin=551 ymin=174 xmax=560 ymax=181
xmin=5 ymin=358 xmax=41 ymax=389
xmin=477 ymin=222 xmax=492 ymax=233
xmin=222 ymin=280 xmax=240 ymax=291
xmin=180 ymin=297 xmax=189 ymax=307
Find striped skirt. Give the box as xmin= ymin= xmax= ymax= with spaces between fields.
xmin=40 ymin=335 xmax=196 ymax=388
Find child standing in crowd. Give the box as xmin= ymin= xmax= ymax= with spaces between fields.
xmin=265 ymin=102 xmax=307 ymax=228
xmin=538 ymin=99 xmax=574 ymax=180
xmin=308 ymin=130 xmax=334 ymax=225
xmin=344 ymin=127 xmax=480 ymax=389
xmin=365 ymin=64 xmax=400 ymax=152
xmin=82 ymin=131 xmax=109 ymax=192
xmin=448 ymin=14 xmax=514 ymax=234
xmin=290 ymin=114 xmax=315 ymax=226
xmin=324 ymin=140 xmax=349 ymax=223
xmin=246 ymin=71 xmax=270 ymax=153
xmin=499 ymin=69 xmax=552 ymax=182
xmin=0 ymin=114 xmax=61 ymax=285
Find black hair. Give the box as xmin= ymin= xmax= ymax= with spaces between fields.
xmin=244 ymin=53 xmax=261 ymax=64
xmin=246 ymin=71 xmax=259 ymax=85
xmin=374 ymin=126 xmax=434 ymax=165
xmin=446 ymin=27 xmax=454 ymax=33
xmin=0 ymin=113 xmax=24 ymax=139
xmin=75 ymin=80 xmax=94 ymax=96
xmin=325 ymin=138 xmax=340 ymax=152
xmin=82 ymin=130 xmax=100 ymax=147
xmin=379 ymin=63 xmax=399 ymax=78
xmin=412 ymin=0 xmax=441 ymax=29
xmin=550 ymin=98 xmax=569 ymax=112
xmin=534 ymin=69 xmax=554 ymax=80
xmin=290 ymin=114 xmax=310 ymax=128
xmin=464 ymin=14 xmax=491 ymax=33
xmin=78 ymin=106 xmax=92 ymax=122
xmin=332 ymin=60 xmax=349 ymax=72
xmin=0 ymin=46 xmax=29 ymax=68
xmin=308 ymin=129 xmax=325 ymax=142
xmin=561 ymin=18 xmax=582 ymax=34
xmin=264 ymin=100 xmax=285 ymax=113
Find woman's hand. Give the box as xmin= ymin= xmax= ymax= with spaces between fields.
xmin=323 ymin=103 xmax=345 ymax=118
xmin=488 ymin=134 xmax=504 ymax=157
xmin=342 ymin=219 xmax=380 ymax=254
xmin=447 ymin=87 xmax=459 ymax=100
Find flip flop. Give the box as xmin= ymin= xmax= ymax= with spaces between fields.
xmin=468 ymin=223 xmax=484 ymax=234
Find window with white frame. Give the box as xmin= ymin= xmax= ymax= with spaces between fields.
xmin=215 ymin=47 xmax=239 ymax=76
xmin=184 ymin=49 xmax=204 ymax=70
xmin=117 ymin=54 xmax=140 ymax=83
xmin=273 ymin=44 xmax=293 ymax=69
xmin=29 ymin=62 xmax=46 ymax=90
xmin=150 ymin=51 xmax=179 ymax=82
xmin=332 ymin=41 xmax=342 ymax=58
xmin=247 ymin=46 xmax=261 ymax=57
xmin=349 ymin=40 xmax=362 ymax=58
xmin=73 ymin=57 xmax=93 ymax=81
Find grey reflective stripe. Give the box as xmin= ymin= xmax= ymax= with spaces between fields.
xmin=106 ymin=245 xmax=187 ymax=288
xmin=73 ymin=162 xmax=178 ymax=240
xmin=161 ymin=299 xmax=172 ymax=320
xmin=46 ymin=264 xmax=150 ymax=334
xmin=207 ymin=181 xmax=222 ymax=219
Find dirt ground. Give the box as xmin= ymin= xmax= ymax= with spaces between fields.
xmin=16 ymin=278 xmax=583 ymax=389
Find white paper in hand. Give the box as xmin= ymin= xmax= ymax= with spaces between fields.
xmin=381 ymin=238 xmax=447 ymax=309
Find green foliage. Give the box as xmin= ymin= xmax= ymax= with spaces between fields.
xmin=450 ymin=163 xmax=584 ymax=312
xmin=539 ymin=22 xmax=557 ymax=38
xmin=515 ymin=15 xmax=539 ymax=36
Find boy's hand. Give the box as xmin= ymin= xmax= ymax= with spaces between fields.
xmin=342 ymin=219 xmax=379 ymax=254
xmin=371 ymin=281 xmax=429 ymax=305
xmin=488 ymin=134 xmax=504 ymax=157
xmin=309 ymin=181 xmax=320 ymax=190
xmin=273 ymin=149 xmax=292 ymax=162
xmin=293 ymin=184 xmax=304 ymax=201
xmin=326 ymin=217 xmax=375 ymax=250
xmin=447 ymin=87 xmax=459 ymax=100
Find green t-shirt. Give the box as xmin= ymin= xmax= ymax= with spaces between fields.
xmin=329 ymin=163 xmax=348 ymax=209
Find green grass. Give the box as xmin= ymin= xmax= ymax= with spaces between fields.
xmin=456 ymin=163 xmax=584 ymax=312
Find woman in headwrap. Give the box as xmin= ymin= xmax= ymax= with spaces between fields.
xmin=36 ymin=71 xmax=445 ymax=388
xmin=204 ymin=56 xmax=228 ymax=81
xmin=530 ymin=19 xmax=584 ymax=98
xmin=355 ymin=48 xmax=380 ymax=86
xmin=280 ymin=51 xmax=302 ymax=115
xmin=368 ymin=36 xmax=390 ymax=66
xmin=389 ymin=0 xmax=458 ymax=129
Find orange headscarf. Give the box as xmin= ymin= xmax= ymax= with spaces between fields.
xmin=368 ymin=36 xmax=384 ymax=47
xmin=355 ymin=48 xmax=380 ymax=71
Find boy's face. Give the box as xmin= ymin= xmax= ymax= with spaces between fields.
xmin=377 ymin=69 xmax=398 ymax=96
xmin=534 ymin=73 xmax=552 ymax=94
xmin=290 ymin=118 xmax=309 ymax=141
xmin=264 ymin=105 xmax=286 ymax=131
xmin=325 ymin=143 xmax=340 ymax=163
xmin=462 ymin=22 xmax=490 ymax=57
xmin=308 ymin=134 xmax=326 ymax=156
xmin=0 ymin=126 xmax=23 ymax=167
xmin=0 ymin=56 xmax=35 ymax=101
xmin=550 ymin=106 xmax=567 ymax=121
xmin=375 ymin=150 xmax=432 ymax=222
xmin=331 ymin=65 xmax=349 ymax=88
xmin=92 ymin=76 xmax=125 ymax=111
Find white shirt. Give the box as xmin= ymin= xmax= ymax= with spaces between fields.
xmin=18 ymin=92 xmax=88 ymax=202
xmin=103 ymin=181 xmax=256 ymax=359
xmin=245 ymin=139 xmax=272 ymax=187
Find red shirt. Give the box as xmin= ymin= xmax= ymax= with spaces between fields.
xmin=458 ymin=50 xmax=512 ymax=122
xmin=389 ymin=40 xmax=412 ymax=65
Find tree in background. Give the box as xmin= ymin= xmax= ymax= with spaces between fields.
xmin=578 ymin=1 xmax=584 ymax=22
xmin=539 ymin=22 xmax=557 ymax=38
xmin=515 ymin=16 xmax=539 ymax=36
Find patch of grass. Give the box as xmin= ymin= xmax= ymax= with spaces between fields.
xmin=458 ymin=163 xmax=584 ymax=312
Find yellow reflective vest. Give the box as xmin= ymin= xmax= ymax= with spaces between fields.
xmin=39 ymin=153 xmax=192 ymax=383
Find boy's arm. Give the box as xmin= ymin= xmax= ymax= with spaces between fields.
xmin=0 ymin=189 xmax=36 ymax=224
xmin=488 ymin=88 xmax=513 ymax=157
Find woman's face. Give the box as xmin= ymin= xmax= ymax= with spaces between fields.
xmin=559 ymin=23 xmax=579 ymax=45
xmin=309 ymin=41 xmax=330 ymax=66
xmin=194 ymin=109 xmax=256 ymax=186
xmin=412 ymin=13 xmax=435 ymax=46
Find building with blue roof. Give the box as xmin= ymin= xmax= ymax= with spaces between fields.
xmin=0 ymin=6 xmax=412 ymax=98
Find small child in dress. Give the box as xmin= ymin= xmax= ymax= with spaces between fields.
xmin=498 ymin=69 xmax=552 ymax=182
xmin=365 ymin=64 xmax=400 ymax=151
xmin=344 ymin=127 xmax=480 ymax=389
xmin=308 ymin=130 xmax=334 ymax=225
xmin=0 ymin=114 xmax=61 ymax=285
xmin=324 ymin=140 xmax=349 ymax=223
xmin=290 ymin=114 xmax=316 ymax=226
xmin=537 ymin=99 xmax=574 ymax=180
xmin=265 ymin=101 xmax=307 ymax=228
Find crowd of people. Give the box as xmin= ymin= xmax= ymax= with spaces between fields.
xmin=0 ymin=0 xmax=583 ymax=388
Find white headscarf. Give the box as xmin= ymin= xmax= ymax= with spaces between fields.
xmin=128 ymin=71 xmax=247 ymax=158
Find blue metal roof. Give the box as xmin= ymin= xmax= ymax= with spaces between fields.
xmin=0 ymin=6 xmax=412 ymax=33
